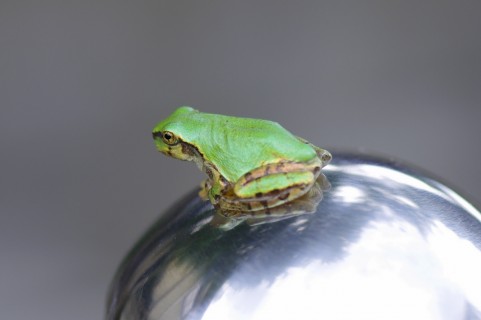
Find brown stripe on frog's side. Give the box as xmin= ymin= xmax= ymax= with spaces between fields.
xmin=239 ymin=161 xmax=299 ymax=187
xmin=243 ymin=172 xmax=253 ymax=184
xmin=275 ymin=162 xmax=285 ymax=172
xmin=180 ymin=142 xmax=196 ymax=157
xmin=179 ymin=140 xmax=231 ymax=192
xmin=171 ymin=139 xmax=202 ymax=159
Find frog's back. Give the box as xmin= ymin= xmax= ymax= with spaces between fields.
xmin=188 ymin=111 xmax=318 ymax=181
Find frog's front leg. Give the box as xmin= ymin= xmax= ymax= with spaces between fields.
xmin=198 ymin=177 xmax=224 ymax=203
xmin=199 ymin=162 xmax=230 ymax=203
xmin=203 ymin=171 xmax=232 ymax=206
xmin=218 ymin=160 xmax=321 ymax=211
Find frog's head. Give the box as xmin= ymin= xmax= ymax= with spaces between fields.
xmin=152 ymin=106 xmax=198 ymax=161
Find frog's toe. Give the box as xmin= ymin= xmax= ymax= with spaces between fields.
xmin=208 ymin=189 xmax=221 ymax=205
xmin=318 ymin=149 xmax=332 ymax=167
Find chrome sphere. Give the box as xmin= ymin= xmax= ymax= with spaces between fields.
xmin=106 ymin=153 xmax=481 ymax=320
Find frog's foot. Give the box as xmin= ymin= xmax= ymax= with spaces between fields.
xmin=296 ymin=136 xmax=332 ymax=167
xmin=317 ymin=149 xmax=332 ymax=167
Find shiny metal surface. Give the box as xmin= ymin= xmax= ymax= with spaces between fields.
xmin=106 ymin=153 xmax=481 ymax=320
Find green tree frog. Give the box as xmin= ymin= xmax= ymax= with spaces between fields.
xmin=152 ymin=106 xmax=332 ymax=212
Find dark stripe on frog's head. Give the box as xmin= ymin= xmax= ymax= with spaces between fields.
xmin=153 ymin=131 xmax=195 ymax=160
xmin=165 ymin=140 xmax=198 ymax=161
xmin=152 ymin=131 xmax=163 ymax=140
xmin=181 ymin=142 xmax=195 ymax=157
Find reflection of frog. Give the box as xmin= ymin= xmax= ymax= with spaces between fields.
xmin=152 ymin=107 xmax=331 ymax=211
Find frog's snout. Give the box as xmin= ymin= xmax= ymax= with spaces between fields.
xmin=152 ymin=131 xmax=163 ymax=140
xmin=152 ymin=134 xmax=168 ymax=153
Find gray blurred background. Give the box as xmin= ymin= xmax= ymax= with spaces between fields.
xmin=1 ymin=1 xmax=480 ymax=319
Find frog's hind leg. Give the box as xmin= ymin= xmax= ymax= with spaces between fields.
xmin=218 ymin=161 xmax=319 ymax=211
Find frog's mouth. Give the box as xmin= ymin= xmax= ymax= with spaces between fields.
xmin=158 ymin=143 xmax=192 ymax=161
xmin=153 ymin=138 xmax=168 ymax=152
xmin=158 ymin=147 xmax=174 ymax=157
xmin=153 ymin=140 xmax=173 ymax=158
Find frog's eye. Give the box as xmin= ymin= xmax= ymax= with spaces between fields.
xmin=161 ymin=131 xmax=178 ymax=145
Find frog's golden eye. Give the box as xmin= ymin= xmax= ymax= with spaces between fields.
xmin=161 ymin=131 xmax=178 ymax=145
